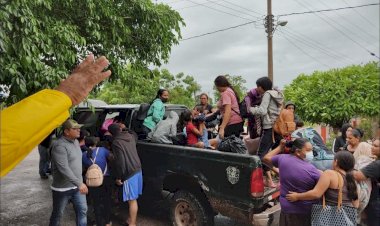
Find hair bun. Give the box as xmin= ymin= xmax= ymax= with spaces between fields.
xmin=285 ymin=140 xmax=294 ymax=148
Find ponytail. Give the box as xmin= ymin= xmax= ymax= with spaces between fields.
xmin=334 ymin=151 xmax=358 ymax=201
xmin=85 ymin=136 xmax=97 ymax=159
xmin=345 ymin=171 xmax=358 ymax=201
xmin=229 ymin=86 xmax=240 ymax=103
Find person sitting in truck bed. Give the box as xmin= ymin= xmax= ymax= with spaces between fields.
xmin=192 ymin=106 xmax=213 ymax=149
xmin=180 ymin=110 xmax=205 ymax=148
xmin=148 ymin=111 xmax=179 ymax=144
xmin=141 ymin=89 xmax=169 ymax=139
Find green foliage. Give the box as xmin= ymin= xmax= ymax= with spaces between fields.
xmin=213 ymin=75 xmax=247 ymax=102
xmin=358 ymin=117 xmax=378 ymax=141
xmin=284 ymin=62 xmax=380 ymax=128
xmin=0 ymin=0 xmax=184 ymax=105
xmin=93 ymin=67 xmax=201 ymax=108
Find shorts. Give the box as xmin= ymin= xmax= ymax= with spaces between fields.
xmin=122 ymin=171 xmax=143 ymax=201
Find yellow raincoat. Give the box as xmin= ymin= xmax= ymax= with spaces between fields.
xmin=0 ymin=89 xmax=72 ymax=177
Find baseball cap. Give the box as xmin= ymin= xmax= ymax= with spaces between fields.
xmin=62 ymin=119 xmax=83 ymax=130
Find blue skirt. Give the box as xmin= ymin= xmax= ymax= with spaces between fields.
xmin=122 ymin=171 xmax=143 ymax=201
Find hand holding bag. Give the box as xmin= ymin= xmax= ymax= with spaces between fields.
xmin=311 ymin=171 xmax=357 ymax=226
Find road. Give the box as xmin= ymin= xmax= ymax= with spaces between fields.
xmin=0 ymin=148 xmax=252 ymax=226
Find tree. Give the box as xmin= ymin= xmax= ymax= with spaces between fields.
xmin=0 ymin=0 xmax=184 ymax=105
xmin=213 ymin=75 xmax=247 ymax=102
xmin=284 ymin=62 xmax=380 ymax=128
xmin=93 ymin=68 xmax=201 ymax=108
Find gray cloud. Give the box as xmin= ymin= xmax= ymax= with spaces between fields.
xmin=158 ymin=0 xmax=379 ymax=97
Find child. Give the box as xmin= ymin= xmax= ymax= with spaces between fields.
xmin=181 ymin=110 xmax=205 ymax=148
xmin=193 ymin=107 xmax=213 ymax=149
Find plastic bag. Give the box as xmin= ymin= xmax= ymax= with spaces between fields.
xmin=218 ymin=135 xmax=247 ymax=154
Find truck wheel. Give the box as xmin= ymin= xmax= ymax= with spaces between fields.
xmin=170 ymin=190 xmax=214 ymax=226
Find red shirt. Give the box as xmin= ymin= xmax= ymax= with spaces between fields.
xmin=186 ymin=122 xmax=199 ymax=145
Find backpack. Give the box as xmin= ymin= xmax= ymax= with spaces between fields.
xmin=131 ymin=103 xmax=150 ymax=134
xmin=85 ymin=148 xmax=107 ymax=187
xmin=238 ymin=99 xmax=249 ymax=118
xmin=273 ymin=108 xmax=296 ymax=136
xmin=231 ymin=95 xmax=248 ymax=119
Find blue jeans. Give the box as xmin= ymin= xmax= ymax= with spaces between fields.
xmin=49 ymin=189 xmax=87 ymax=226
xmin=199 ymin=128 xmax=210 ymax=148
xmin=38 ymin=145 xmax=50 ymax=176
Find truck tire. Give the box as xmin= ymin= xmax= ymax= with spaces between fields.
xmin=170 ymin=190 xmax=214 ymax=226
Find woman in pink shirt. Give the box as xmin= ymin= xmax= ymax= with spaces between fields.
xmin=214 ymin=75 xmax=244 ymax=139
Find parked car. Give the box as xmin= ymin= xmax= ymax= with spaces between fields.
xmin=73 ymin=102 xmax=280 ymax=226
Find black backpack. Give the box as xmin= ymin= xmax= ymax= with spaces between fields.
xmin=232 ymin=98 xmax=249 ymax=119
xmin=238 ymin=99 xmax=249 ymax=118
xmin=131 ymin=103 xmax=150 ymax=134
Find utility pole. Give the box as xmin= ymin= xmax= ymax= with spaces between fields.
xmin=265 ymin=0 xmax=274 ymax=82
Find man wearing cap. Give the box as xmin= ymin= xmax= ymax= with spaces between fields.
xmin=49 ymin=119 xmax=88 ymax=226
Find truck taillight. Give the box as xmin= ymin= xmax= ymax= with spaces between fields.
xmin=251 ymin=168 xmax=264 ymax=197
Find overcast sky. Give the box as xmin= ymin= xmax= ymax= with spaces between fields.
xmin=156 ymin=0 xmax=379 ymax=97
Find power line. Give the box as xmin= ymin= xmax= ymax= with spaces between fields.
xmin=181 ymin=20 xmax=261 ymax=41
xmin=278 ymin=3 xmax=379 ymax=17
xmin=204 ymin=0 xmax=262 ymax=20
xmin=175 ymin=0 xmax=223 ymax=10
xmin=184 ymin=0 xmax=255 ymax=21
xmin=278 ymin=30 xmax=332 ymax=68
xmin=318 ymin=0 xmax=378 ymax=44
xmin=165 ymin=0 xmax=186 ymax=5
xmin=292 ymin=0 xmax=378 ymax=58
xmin=340 ymin=0 xmax=379 ymax=28
xmin=220 ymin=0 xmax=263 ymax=16
xmin=279 ymin=29 xmax=354 ymax=65
xmin=180 ymin=3 xmax=379 ymax=41
xmin=284 ymin=27 xmax=356 ymax=64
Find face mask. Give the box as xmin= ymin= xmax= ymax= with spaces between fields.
xmin=161 ymin=98 xmax=169 ymax=103
xmin=305 ymin=151 xmax=314 ymax=162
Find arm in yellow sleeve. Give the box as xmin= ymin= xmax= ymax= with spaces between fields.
xmin=0 ymin=89 xmax=72 ymax=177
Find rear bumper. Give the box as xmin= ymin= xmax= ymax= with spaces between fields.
xmin=251 ymin=203 xmax=281 ymax=226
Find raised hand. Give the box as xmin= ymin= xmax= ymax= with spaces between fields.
xmin=56 ymin=54 xmax=111 ymax=105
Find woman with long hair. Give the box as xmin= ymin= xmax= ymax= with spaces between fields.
xmin=82 ymin=136 xmax=112 ymax=226
xmin=333 ymin=123 xmax=352 ymax=153
xmin=142 ymin=89 xmax=169 ymax=137
xmin=213 ymin=75 xmax=243 ymax=139
xmin=263 ymin=138 xmax=321 ymax=226
xmin=286 ymin=151 xmax=359 ymax=224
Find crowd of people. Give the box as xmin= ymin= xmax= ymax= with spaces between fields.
xmin=32 ymin=73 xmax=380 ymax=226
xmin=1 ymin=54 xmax=379 ymax=226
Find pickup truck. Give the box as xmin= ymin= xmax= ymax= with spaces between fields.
xmin=73 ymin=103 xmax=281 ymax=226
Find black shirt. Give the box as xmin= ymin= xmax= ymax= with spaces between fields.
xmin=195 ymin=104 xmax=213 ymax=114
xmin=334 ymin=136 xmax=347 ymax=152
xmin=361 ymin=160 xmax=380 ymax=201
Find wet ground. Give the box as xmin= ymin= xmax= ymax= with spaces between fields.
xmin=0 ymin=148 xmax=254 ymax=226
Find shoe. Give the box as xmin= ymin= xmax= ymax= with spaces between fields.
xmin=40 ymin=174 xmax=48 ymax=179
xmin=46 ymin=169 xmax=52 ymax=174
